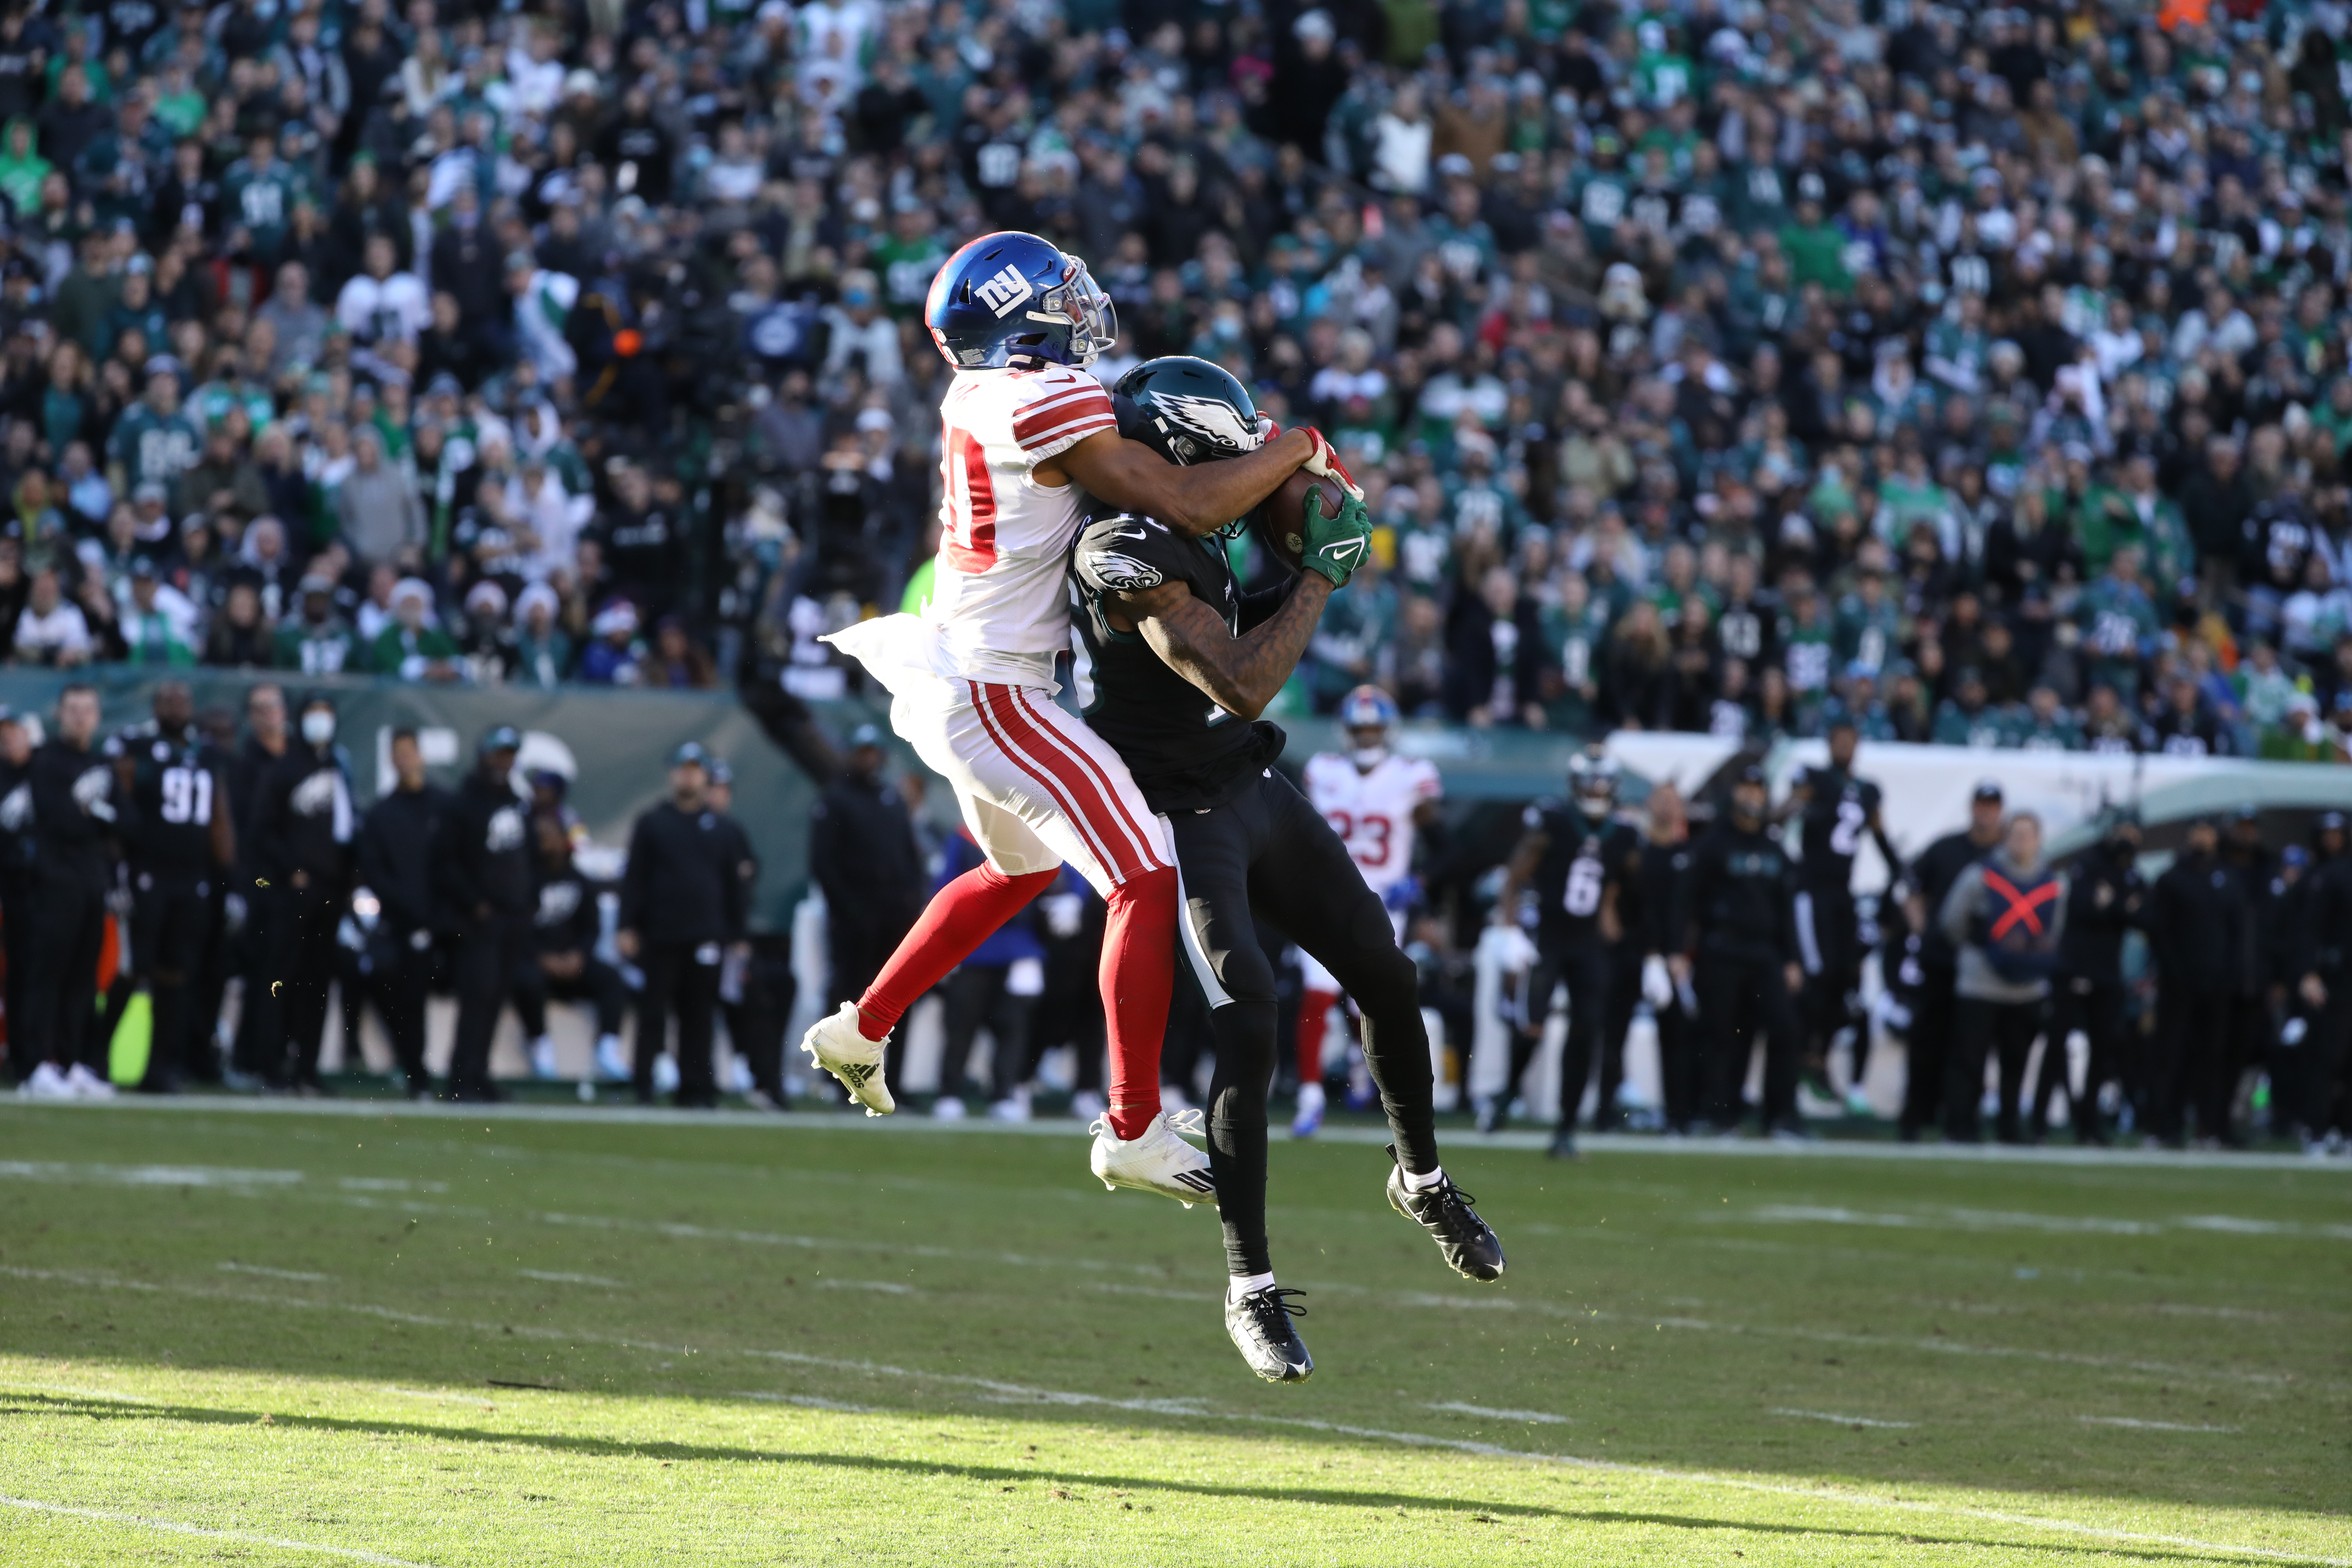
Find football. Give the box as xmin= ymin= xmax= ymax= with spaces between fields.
xmin=1250 ymin=469 xmax=1342 ymax=574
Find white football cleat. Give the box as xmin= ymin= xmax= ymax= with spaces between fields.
xmin=593 ymin=1035 xmax=631 ymax=1083
xmin=801 ymin=1002 xmax=894 ymax=1116
xmin=65 ymin=1063 xmax=116 ymax=1099
xmin=1290 ymin=1081 xmax=1326 ymax=1139
xmin=528 ymin=1036 xmax=560 ymax=1080
xmin=18 ymin=1060 xmax=70 ymax=1099
xmin=1089 ymin=1108 xmax=1216 ymax=1208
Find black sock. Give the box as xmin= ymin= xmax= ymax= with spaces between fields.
xmin=1205 ymin=1000 xmax=1276 ymax=1278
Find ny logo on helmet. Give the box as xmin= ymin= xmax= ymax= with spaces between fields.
xmin=974 ymin=265 xmax=1034 ymax=317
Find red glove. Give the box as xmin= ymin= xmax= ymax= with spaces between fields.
xmin=1297 ymin=425 xmax=1364 ymax=501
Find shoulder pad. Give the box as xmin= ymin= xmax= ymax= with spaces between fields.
xmin=1073 ymin=512 xmax=1180 ymax=594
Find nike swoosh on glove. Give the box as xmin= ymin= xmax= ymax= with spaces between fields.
xmin=1297 ymin=426 xmax=1364 ymax=502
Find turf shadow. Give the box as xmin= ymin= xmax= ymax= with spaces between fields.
xmin=0 ymin=1392 xmax=2310 ymax=1568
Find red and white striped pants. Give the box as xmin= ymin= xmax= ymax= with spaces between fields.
xmin=890 ymin=678 xmax=1170 ymax=896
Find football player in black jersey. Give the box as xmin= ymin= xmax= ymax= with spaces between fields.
xmin=1785 ymin=707 xmax=1903 ymax=1116
xmin=1489 ymin=745 xmax=1644 ymax=1158
xmin=1069 ymin=356 xmax=1503 ymax=1384
xmin=115 ymin=681 xmax=235 ymax=1091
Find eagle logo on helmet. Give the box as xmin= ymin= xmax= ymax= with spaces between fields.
xmin=1152 ymin=392 xmax=1264 ymax=464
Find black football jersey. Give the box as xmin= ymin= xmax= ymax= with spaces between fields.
xmin=1069 ymin=508 xmax=1287 ymax=813
xmin=1523 ymin=801 xmax=1640 ymax=948
xmin=121 ymin=722 xmax=221 ymax=881
xmin=1794 ymin=764 xmax=1881 ymax=892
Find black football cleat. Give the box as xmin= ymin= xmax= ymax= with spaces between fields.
xmin=1546 ymin=1126 xmax=1581 ymax=1161
xmin=1386 ymin=1144 xmax=1506 ymax=1282
xmin=1224 ymin=1286 xmax=1313 ymax=1382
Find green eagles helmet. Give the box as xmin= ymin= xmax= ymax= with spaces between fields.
xmin=1112 ymin=355 xmax=1265 ymax=541
xmin=1112 ymin=356 xmax=1264 ymax=468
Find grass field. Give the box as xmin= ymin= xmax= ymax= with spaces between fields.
xmin=0 ymin=1100 xmax=2346 ymax=1566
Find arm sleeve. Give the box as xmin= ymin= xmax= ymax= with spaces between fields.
xmin=617 ymin=814 xmax=650 ymax=931
xmin=1938 ymin=868 xmax=1979 ymax=951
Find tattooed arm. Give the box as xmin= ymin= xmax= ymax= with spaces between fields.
xmin=1104 ymin=574 xmax=1332 ymax=721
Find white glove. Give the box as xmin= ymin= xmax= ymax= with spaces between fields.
xmin=1642 ymin=954 xmax=1674 ymax=1009
xmin=1485 ymin=923 xmax=1538 ymax=974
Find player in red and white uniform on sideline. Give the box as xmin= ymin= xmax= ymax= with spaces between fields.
xmin=1291 ymin=685 xmax=1443 ymax=1137
xmin=803 ymin=230 xmax=1360 ymax=1202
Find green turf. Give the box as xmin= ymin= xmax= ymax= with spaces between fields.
xmin=0 ymin=1102 xmax=2346 ymax=1566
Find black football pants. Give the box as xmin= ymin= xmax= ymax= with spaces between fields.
xmin=1694 ymin=951 xmax=1804 ymax=1129
xmin=1167 ymin=770 xmax=1437 ymax=1279
xmin=131 ymin=874 xmax=214 ymax=1090
xmin=1945 ymin=996 xmax=2046 ymax=1143
xmin=21 ymin=868 xmax=106 ymax=1074
xmin=1502 ymin=939 xmax=1611 ymax=1132
xmin=637 ymin=941 xmax=720 ymax=1107
xmin=449 ymin=915 xmax=530 ymax=1097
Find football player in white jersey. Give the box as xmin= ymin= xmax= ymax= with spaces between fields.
xmin=805 ymin=231 xmax=1360 ymax=1202
xmin=1291 ymin=685 xmax=1443 ymax=1136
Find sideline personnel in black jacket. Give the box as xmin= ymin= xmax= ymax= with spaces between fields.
xmin=22 ymin=684 xmax=117 ymax=1086
xmin=2146 ymin=819 xmax=2249 ymax=1146
xmin=356 ymin=728 xmax=451 ymax=1097
xmin=434 ymin=726 xmax=535 ymax=1101
xmin=808 ymin=723 xmax=925 ymax=1016
xmin=2036 ymin=810 xmax=2145 ymax=1142
xmin=619 ymin=742 xmax=750 ymax=1107
xmin=252 ymin=693 xmax=357 ymax=1091
xmin=1897 ymin=779 xmax=2005 ymax=1139
xmin=1672 ymin=764 xmax=1805 ymax=1135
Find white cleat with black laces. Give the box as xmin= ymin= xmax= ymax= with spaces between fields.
xmin=1225 ymin=1284 xmax=1312 ymax=1382
xmin=1088 ymin=1108 xmax=1216 ymax=1207
xmin=1385 ymin=1145 xmax=1505 ymax=1282
xmin=799 ymin=1002 xmax=895 ymax=1116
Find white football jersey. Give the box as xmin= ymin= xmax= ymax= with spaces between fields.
xmin=925 ymin=363 xmax=1116 ymax=682
xmin=1302 ymin=750 xmax=1442 ymax=900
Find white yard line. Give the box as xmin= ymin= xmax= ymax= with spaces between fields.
xmin=2077 ymin=1415 xmax=2241 ymax=1433
xmin=7 ymin=1096 xmax=2344 ymax=1172
xmin=1424 ymin=1402 xmax=1570 ymax=1424
xmin=516 ymin=1270 xmax=625 ymax=1288
xmin=0 ymin=1494 xmax=438 ymax=1566
xmin=219 ymin=1262 xmax=332 ymax=1282
xmin=1771 ymin=1408 xmax=1918 ymax=1429
xmin=0 ymin=1274 xmax=2334 ymax=1566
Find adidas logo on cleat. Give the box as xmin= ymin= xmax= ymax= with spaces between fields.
xmin=1170 ymin=1169 xmax=1216 ymax=1193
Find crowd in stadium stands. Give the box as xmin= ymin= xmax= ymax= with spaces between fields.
xmin=0 ymin=0 xmax=2345 ymax=760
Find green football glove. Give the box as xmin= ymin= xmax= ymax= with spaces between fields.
xmin=1299 ymin=484 xmax=1372 ymax=588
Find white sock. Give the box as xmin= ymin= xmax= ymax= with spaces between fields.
xmin=1227 ymin=1270 xmax=1275 ymax=1304
xmin=1402 ymin=1164 xmax=1447 ymax=1192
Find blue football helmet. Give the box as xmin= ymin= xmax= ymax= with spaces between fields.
xmin=925 ymin=231 xmax=1116 ymax=371
xmin=1338 ymin=685 xmax=1399 ymax=733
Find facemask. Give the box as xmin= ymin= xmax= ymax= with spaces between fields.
xmin=301 ymin=710 xmax=336 ymax=747
xmin=1352 ymin=746 xmax=1388 ymax=769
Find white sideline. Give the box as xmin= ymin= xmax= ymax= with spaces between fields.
xmin=6 ymin=1096 xmax=2345 ymax=1172
xmin=3 ymin=1265 xmax=2340 ymax=1565
xmin=0 ymin=1494 xmax=438 ymax=1566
